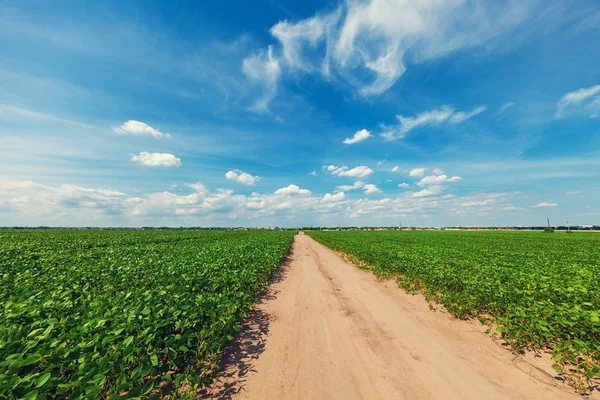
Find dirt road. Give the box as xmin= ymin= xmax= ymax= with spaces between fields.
xmin=202 ymin=233 xmax=584 ymax=399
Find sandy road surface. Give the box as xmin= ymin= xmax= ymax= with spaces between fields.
xmin=202 ymin=233 xmax=585 ymax=399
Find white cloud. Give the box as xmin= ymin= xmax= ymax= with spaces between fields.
xmin=432 ymin=168 xmax=444 ymax=175
xmin=391 ymin=166 xmax=400 ymax=172
xmin=416 ymin=174 xmax=462 ymax=186
xmin=498 ymin=101 xmax=515 ymax=112
xmin=242 ymin=46 xmax=281 ymax=113
xmin=130 ymin=152 xmax=181 ymax=167
xmin=398 ymin=182 xmax=409 ymax=189
xmin=363 ymin=184 xmax=382 ymax=195
xmin=113 ymin=120 xmax=171 ymax=139
xmin=274 ymin=184 xmax=311 ymax=196
xmin=327 ymin=165 xmax=374 ymax=178
xmin=186 ymin=182 xmax=209 ymax=196
xmin=334 ymin=1 xmax=537 ymax=96
xmin=382 ymin=105 xmax=486 ymax=140
xmin=270 ymin=12 xmax=339 ymax=71
xmin=412 ymin=185 xmax=445 ymax=198
xmin=225 ymin=169 xmax=260 ymax=186
xmin=245 ymin=1 xmax=544 ymax=104
xmin=565 ymin=191 xmax=580 ymax=195
xmin=343 ymin=128 xmax=372 ymax=144
xmin=409 ymin=168 xmax=426 ymax=177
xmin=0 ymin=178 xmax=525 ymax=226
xmin=322 ymin=192 xmax=346 ymax=203
xmin=309 ymin=170 xmax=317 ymax=176
xmin=449 ymin=106 xmax=487 ymax=124
xmin=535 ymin=202 xmax=558 ymax=207
xmin=335 ymin=181 xmax=365 ymax=192
xmin=462 ymin=199 xmax=495 ymax=207
xmin=556 ymin=84 xmax=600 ymax=118
xmin=377 ymin=159 xmax=386 ymax=166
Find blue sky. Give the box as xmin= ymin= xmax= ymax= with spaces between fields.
xmin=1 ymin=0 xmax=599 ymax=227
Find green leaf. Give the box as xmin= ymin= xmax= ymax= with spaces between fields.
xmin=551 ymin=364 xmax=563 ymax=372
xmin=123 ymin=336 xmax=134 ymax=347
xmin=22 ymin=354 xmax=42 ymax=366
xmin=150 ymin=354 xmax=158 ymax=366
xmin=35 ymin=372 xmax=51 ymax=388
xmin=22 ymin=390 xmax=39 ymax=400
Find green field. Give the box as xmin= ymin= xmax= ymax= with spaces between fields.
xmin=0 ymin=229 xmax=295 ymax=399
xmin=307 ymin=230 xmax=600 ymax=391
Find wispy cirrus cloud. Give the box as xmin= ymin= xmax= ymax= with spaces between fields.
xmin=381 ymin=105 xmax=486 ymax=140
xmin=242 ymin=46 xmax=281 ymax=113
xmin=498 ymin=101 xmax=515 ymax=112
xmin=243 ymin=0 xmax=551 ymax=107
xmin=556 ymin=84 xmax=600 ymax=118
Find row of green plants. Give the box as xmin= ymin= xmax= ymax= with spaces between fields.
xmin=307 ymin=230 xmax=600 ymax=393
xmin=0 ymin=229 xmax=295 ymax=399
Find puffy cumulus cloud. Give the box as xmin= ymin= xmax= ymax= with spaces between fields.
xmin=381 ymin=105 xmax=486 ymax=140
xmin=322 ymin=192 xmax=346 ymax=203
xmin=334 ymin=181 xmax=380 ymax=196
xmin=325 ymin=165 xmax=374 ymax=178
xmin=556 ymin=84 xmax=600 ymax=118
xmin=416 ymin=174 xmax=462 ymax=187
xmin=274 ymin=184 xmax=311 ymax=196
xmin=225 ymin=169 xmax=260 ymax=186
xmin=412 ymin=185 xmax=445 ymax=198
xmin=391 ymin=166 xmax=400 ymax=172
xmin=130 ymin=152 xmax=181 ymax=167
xmin=343 ymin=128 xmax=372 ymax=144
xmin=186 ymin=182 xmax=209 ymax=196
xmin=409 ymin=168 xmax=426 ymax=177
xmin=363 ymin=184 xmax=382 ymax=195
xmin=244 ymin=1 xmax=542 ymax=105
xmin=335 ymin=180 xmax=365 ymax=192
xmin=309 ymin=171 xmax=317 ymax=176
xmin=113 ymin=120 xmax=171 ymax=139
xmin=432 ymin=168 xmax=444 ymax=175
xmin=242 ymin=46 xmax=281 ymax=113
xmin=0 ymin=179 xmax=523 ymax=226
xmin=398 ymin=182 xmax=409 ymax=188
xmin=0 ymin=180 xmax=130 ymax=222
xmin=535 ymin=202 xmax=558 ymax=207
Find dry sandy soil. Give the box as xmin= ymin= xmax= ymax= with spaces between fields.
xmin=201 ymin=233 xmax=595 ymax=399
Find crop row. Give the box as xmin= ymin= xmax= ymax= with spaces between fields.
xmin=307 ymin=230 xmax=600 ymax=392
xmin=0 ymin=230 xmax=295 ymax=399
